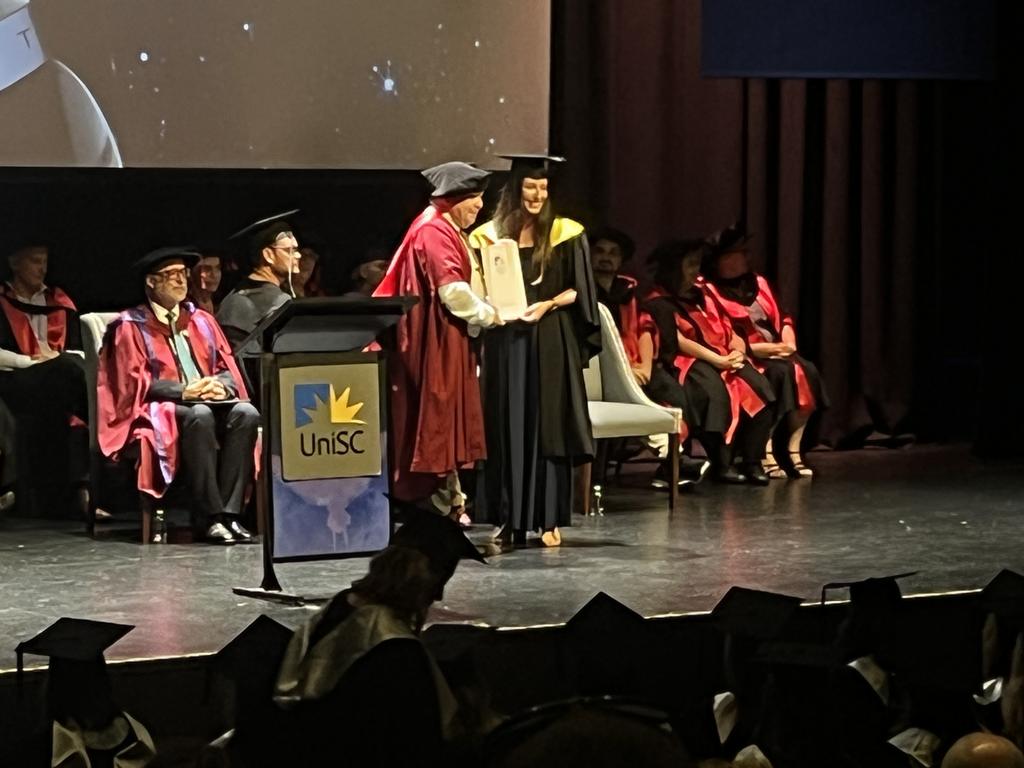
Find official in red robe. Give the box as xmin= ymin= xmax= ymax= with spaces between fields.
xmin=644 ymin=240 xmax=775 ymax=485
xmin=373 ymin=162 xmax=498 ymax=517
xmin=0 ymin=244 xmax=88 ymax=518
xmin=97 ymin=247 xmax=259 ymax=544
xmin=703 ymin=226 xmax=829 ymax=478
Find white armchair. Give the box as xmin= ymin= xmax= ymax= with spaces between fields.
xmin=80 ymin=312 xmax=124 ymax=536
xmin=584 ymin=303 xmax=682 ymax=511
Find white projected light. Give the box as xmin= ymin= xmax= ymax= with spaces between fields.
xmin=0 ymin=0 xmax=122 ymax=167
xmin=2 ymin=0 xmax=550 ymax=169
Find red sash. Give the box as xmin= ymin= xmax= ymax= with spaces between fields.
xmin=0 ymin=284 xmax=76 ymax=355
xmin=647 ymin=282 xmax=767 ymax=442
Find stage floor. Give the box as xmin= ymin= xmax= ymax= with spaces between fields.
xmin=2 ymin=444 xmax=1022 ymax=672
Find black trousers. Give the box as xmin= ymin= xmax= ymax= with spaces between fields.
xmin=0 ymin=354 xmax=89 ymax=517
xmin=0 ymin=396 xmax=15 ymax=489
xmin=646 ymin=361 xmax=775 ymax=467
xmin=174 ymin=402 xmax=259 ymax=523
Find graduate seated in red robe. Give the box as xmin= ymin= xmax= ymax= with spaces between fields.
xmin=703 ymin=225 xmax=829 ymax=478
xmin=97 ymin=247 xmax=260 ymax=544
xmin=643 ymin=239 xmax=776 ymax=485
xmin=0 ymin=243 xmax=89 ymax=519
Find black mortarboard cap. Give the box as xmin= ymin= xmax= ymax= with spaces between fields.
xmin=980 ymin=569 xmax=1024 ymax=624
xmin=589 ymin=226 xmax=637 ymax=261
xmin=711 ymin=586 xmax=803 ymax=640
xmin=565 ymin=591 xmax=646 ymax=634
xmin=707 ymin=223 xmax=754 ymax=256
xmin=388 ymin=496 xmax=486 ymax=573
xmin=16 ymin=618 xmax=133 ymax=677
xmin=498 ymin=153 xmax=567 ymax=176
xmin=421 ymin=161 xmax=490 ymax=198
xmin=132 ymin=246 xmax=201 ymax=277
xmin=213 ymin=615 xmax=293 ymax=682
xmin=229 ymin=209 xmax=300 ymax=256
xmin=821 ymin=571 xmax=917 ymax=607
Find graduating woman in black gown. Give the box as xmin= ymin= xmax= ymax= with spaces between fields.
xmin=470 ymin=155 xmax=600 ymax=548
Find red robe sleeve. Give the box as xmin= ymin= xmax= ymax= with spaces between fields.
xmin=416 ymin=222 xmax=470 ymax=290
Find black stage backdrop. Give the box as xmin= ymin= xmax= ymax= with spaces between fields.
xmin=551 ymin=0 xmax=1019 ymax=453
xmin=0 ymin=0 xmax=1018 ymax=454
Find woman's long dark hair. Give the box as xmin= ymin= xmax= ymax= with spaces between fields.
xmin=649 ymin=238 xmax=709 ymax=295
xmin=492 ymin=166 xmax=556 ymax=280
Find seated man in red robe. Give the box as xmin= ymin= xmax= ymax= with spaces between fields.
xmin=0 ymin=243 xmax=89 ymax=518
xmin=97 ymin=247 xmax=260 ymax=544
xmin=373 ymin=162 xmax=499 ymax=522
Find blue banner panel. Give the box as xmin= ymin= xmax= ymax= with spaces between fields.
xmin=269 ymin=353 xmax=391 ymax=561
xmin=701 ymin=0 xmax=995 ymax=80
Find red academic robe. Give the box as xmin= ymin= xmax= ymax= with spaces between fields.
xmin=373 ymin=204 xmax=486 ymax=502
xmin=598 ymin=274 xmax=658 ymax=366
xmin=646 ymin=280 xmax=767 ymax=442
xmin=0 ymin=284 xmax=76 ymax=354
xmin=97 ymin=303 xmax=249 ymax=497
xmin=705 ymin=275 xmax=816 ymax=410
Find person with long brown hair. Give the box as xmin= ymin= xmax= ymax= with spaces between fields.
xmin=469 ymin=154 xmax=600 ymax=548
xmin=644 ymin=239 xmax=775 ymax=485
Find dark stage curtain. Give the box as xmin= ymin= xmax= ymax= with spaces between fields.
xmin=551 ymin=0 xmax=1007 ymax=449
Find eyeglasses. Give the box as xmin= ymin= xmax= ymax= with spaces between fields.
xmin=151 ymin=268 xmax=188 ymax=282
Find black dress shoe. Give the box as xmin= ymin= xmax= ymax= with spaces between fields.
xmin=226 ymin=519 xmax=255 ymax=542
xmin=713 ymin=466 xmax=748 ymax=485
xmin=742 ymin=463 xmax=770 ymax=486
xmin=205 ymin=522 xmax=236 ymax=545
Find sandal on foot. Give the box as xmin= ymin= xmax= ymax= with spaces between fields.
xmin=540 ymin=527 xmax=562 ymax=547
xmin=788 ymin=453 xmax=814 ymax=477
xmin=763 ymin=459 xmax=788 ymax=480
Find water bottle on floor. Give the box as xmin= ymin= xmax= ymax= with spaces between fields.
xmin=152 ymin=509 xmax=166 ymax=544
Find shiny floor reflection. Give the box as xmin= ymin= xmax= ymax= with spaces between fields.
xmin=1 ymin=445 xmax=1021 ymax=670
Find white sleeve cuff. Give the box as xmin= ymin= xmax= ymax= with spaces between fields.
xmin=438 ymin=281 xmax=497 ymax=328
xmin=0 ymin=349 xmax=35 ymax=369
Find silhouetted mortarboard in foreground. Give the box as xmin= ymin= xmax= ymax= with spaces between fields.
xmin=421 ymin=161 xmax=490 ymax=198
xmin=16 ymin=618 xmax=133 ymax=722
xmin=132 ymin=246 xmax=201 ymax=278
xmin=981 ymin=569 xmax=1024 ymax=628
xmin=388 ymin=495 xmax=486 ymax=574
xmin=712 ymin=586 xmax=803 ymax=641
xmin=17 ymin=617 xmax=133 ymax=674
xmin=498 ymin=152 xmax=566 ymax=177
xmin=214 ymin=615 xmax=293 ymax=684
xmin=821 ymin=571 xmax=918 ymax=607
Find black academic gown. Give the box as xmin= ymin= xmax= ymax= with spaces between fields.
xmin=216 ymin=277 xmax=291 ymax=352
xmin=0 ymin=293 xmax=88 ymax=517
xmin=470 ymin=218 xmax=600 ymax=533
xmin=257 ymin=591 xmax=450 ymax=768
xmin=216 ymin=277 xmax=291 ymax=402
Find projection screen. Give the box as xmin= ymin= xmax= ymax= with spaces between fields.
xmin=0 ymin=0 xmax=551 ymax=169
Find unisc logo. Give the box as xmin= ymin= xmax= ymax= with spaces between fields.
xmin=293 ymin=383 xmax=367 ymax=456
